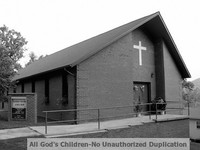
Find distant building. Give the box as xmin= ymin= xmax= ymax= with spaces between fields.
xmin=10 ymin=12 xmax=190 ymax=121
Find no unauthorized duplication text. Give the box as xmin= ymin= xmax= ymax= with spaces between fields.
xmin=60 ymin=141 xmax=187 ymax=148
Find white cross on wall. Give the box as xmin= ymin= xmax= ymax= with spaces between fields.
xmin=133 ymin=41 xmax=147 ymax=66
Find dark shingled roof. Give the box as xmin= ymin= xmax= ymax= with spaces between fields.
xmin=13 ymin=12 xmax=191 ymax=80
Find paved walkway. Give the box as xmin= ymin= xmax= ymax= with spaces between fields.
xmin=30 ymin=114 xmax=188 ymax=137
xmin=0 ymin=114 xmax=188 ymax=140
xmin=0 ymin=127 xmax=41 ymax=140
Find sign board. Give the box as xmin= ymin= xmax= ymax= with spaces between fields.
xmin=11 ymin=97 xmax=27 ymax=120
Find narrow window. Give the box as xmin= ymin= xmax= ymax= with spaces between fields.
xmin=62 ymin=73 xmax=68 ymax=104
xmin=197 ymin=121 xmax=200 ymax=129
xmin=2 ymin=102 xmax=4 ymax=109
xmin=21 ymin=83 xmax=24 ymax=93
xmin=13 ymin=88 xmax=16 ymax=93
xmin=32 ymin=81 xmax=35 ymax=93
xmin=45 ymin=78 xmax=49 ymax=104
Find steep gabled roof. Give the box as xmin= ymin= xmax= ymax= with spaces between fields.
xmin=13 ymin=12 xmax=191 ymax=80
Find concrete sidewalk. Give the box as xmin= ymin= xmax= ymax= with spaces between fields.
xmin=31 ymin=114 xmax=188 ymax=137
xmin=31 ymin=116 xmax=147 ymax=137
xmin=0 ymin=114 xmax=188 ymax=140
xmin=0 ymin=127 xmax=41 ymax=140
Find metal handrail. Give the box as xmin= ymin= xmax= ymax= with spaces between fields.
xmin=43 ymin=101 xmax=187 ymax=134
xmin=43 ymin=102 xmax=169 ymax=113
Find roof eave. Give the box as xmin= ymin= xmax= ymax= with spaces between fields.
xmin=157 ymin=13 xmax=191 ymax=78
xmin=71 ymin=12 xmax=191 ymax=78
xmin=13 ymin=65 xmax=70 ymax=81
xmin=14 ymin=12 xmax=191 ymax=80
xmin=70 ymin=12 xmax=160 ymax=67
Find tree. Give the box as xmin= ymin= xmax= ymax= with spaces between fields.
xmin=25 ymin=52 xmax=37 ymax=67
xmin=181 ymin=79 xmax=200 ymax=107
xmin=182 ymin=79 xmax=194 ymax=91
xmin=0 ymin=25 xmax=27 ymax=101
xmin=188 ymin=87 xmax=200 ymax=106
xmin=182 ymin=79 xmax=194 ymax=105
xmin=25 ymin=51 xmax=47 ymax=67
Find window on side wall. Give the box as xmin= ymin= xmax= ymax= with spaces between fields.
xmin=2 ymin=102 xmax=4 ymax=109
xmin=45 ymin=78 xmax=49 ymax=104
xmin=197 ymin=121 xmax=200 ymax=129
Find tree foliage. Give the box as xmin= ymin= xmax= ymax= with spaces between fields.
xmin=0 ymin=25 xmax=27 ymax=101
xmin=182 ymin=79 xmax=200 ymax=107
xmin=182 ymin=80 xmax=194 ymax=102
xmin=25 ymin=51 xmax=47 ymax=67
xmin=188 ymin=87 xmax=200 ymax=105
xmin=182 ymin=80 xmax=194 ymax=90
xmin=25 ymin=52 xmax=37 ymax=67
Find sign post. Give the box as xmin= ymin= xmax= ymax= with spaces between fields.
xmin=11 ymin=97 xmax=27 ymax=120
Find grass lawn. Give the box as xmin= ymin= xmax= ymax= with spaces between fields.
xmin=0 ymin=118 xmax=45 ymax=149
xmin=0 ymin=120 xmax=44 ymax=130
xmin=0 ymin=116 xmax=71 ymax=130
xmin=191 ymin=141 xmax=200 ymax=150
xmin=0 ymin=116 xmax=48 ymax=129
xmin=0 ymin=136 xmax=44 ymax=150
xmin=0 ymin=115 xmax=199 ymax=150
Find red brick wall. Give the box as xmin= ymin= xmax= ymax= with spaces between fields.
xmin=47 ymin=74 xmax=76 ymax=121
xmin=77 ymin=28 xmax=156 ymax=121
xmin=35 ymin=75 xmax=63 ymax=119
xmin=35 ymin=79 xmax=45 ymax=117
xmin=49 ymin=75 xmax=62 ymax=109
xmin=16 ymin=84 xmax=22 ymax=93
xmin=24 ymin=82 xmax=32 ymax=93
xmin=67 ymin=74 xmax=76 ymax=121
xmin=132 ymin=30 xmax=156 ymax=86
xmin=16 ymin=72 xmax=77 ymax=121
xmin=155 ymin=40 xmax=165 ymax=99
xmin=163 ymin=42 xmax=183 ymax=112
xmin=44 ymin=75 xmax=62 ymax=120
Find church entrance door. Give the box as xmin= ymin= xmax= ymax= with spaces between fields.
xmin=133 ymin=82 xmax=150 ymax=113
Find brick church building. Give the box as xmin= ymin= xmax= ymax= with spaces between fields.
xmin=11 ymin=12 xmax=190 ymax=121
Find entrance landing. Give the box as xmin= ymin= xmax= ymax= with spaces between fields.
xmin=30 ymin=114 xmax=188 ymax=137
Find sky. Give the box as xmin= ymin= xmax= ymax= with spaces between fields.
xmin=0 ymin=0 xmax=199 ymax=80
